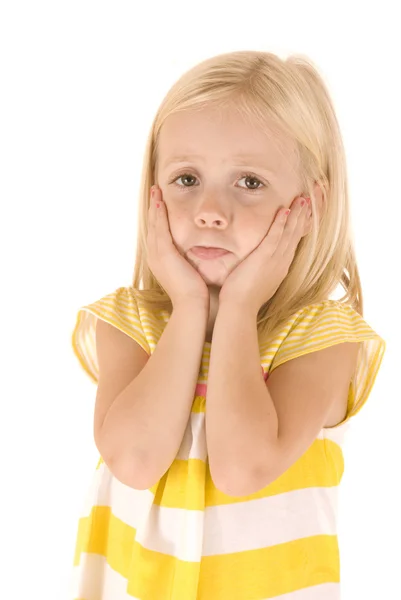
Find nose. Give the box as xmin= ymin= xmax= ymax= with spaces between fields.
xmin=194 ymin=197 xmax=228 ymax=228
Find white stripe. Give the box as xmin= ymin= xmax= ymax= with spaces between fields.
xmin=176 ymin=411 xmax=207 ymax=460
xmin=201 ymin=486 xmax=338 ymax=556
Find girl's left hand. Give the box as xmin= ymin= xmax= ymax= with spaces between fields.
xmin=219 ymin=196 xmax=312 ymax=314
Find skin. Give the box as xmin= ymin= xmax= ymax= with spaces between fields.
xmin=155 ymin=104 xmax=323 ymax=339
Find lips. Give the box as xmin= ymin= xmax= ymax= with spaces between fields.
xmin=189 ymin=246 xmax=230 ymax=259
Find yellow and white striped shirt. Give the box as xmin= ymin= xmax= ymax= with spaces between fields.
xmin=70 ymin=286 xmax=386 ymax=600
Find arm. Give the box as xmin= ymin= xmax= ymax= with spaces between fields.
xmin=206 ymin=300 xmax=360 ymax=497
xmin=98 ymin=300 xmax=208 ymax=490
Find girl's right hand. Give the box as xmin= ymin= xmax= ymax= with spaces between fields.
xmin=147 ymin=186 xmax=210 ymax=309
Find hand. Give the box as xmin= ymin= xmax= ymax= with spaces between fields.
xmin=147 ymin=186 xmax=210 ymax=308
xmin=219 ymin=196 xmax=312 ymax=314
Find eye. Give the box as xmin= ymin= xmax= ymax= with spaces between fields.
xmin=170 ymin=172 xmax=266 ymax=193
xmin=237 ymin=173 xmax=264 ymax=192
xmin=172 ymin=173 xmax=197 ymax=189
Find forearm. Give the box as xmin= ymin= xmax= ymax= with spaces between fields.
xmin=101 ymin=300 xmax=208 ymax=489
xmin=206 ymin=301 xmax=278 ymax=495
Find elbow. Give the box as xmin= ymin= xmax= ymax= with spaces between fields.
xmin=214 ymin=474 xmax=270 ymax=497
xmin=212 ymin=463 xmax=278 ymax=497
xmin=95 ymin=435 xmax=155 ymax=490
xmin=105 ymin=452 xmax=157 ymax=490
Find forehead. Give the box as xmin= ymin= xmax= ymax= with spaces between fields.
xmin=157 ymin=106 xmax=300 ymax=176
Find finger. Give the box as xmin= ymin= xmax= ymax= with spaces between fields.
xmin=154 ymin=190 xmax=174 ymax=253
xmin=283 ymin=199 xmax=308 ymax=255
xmin=150 ymin=187 xmax=163 ymax=253
xmin=264 ymin=207 xmax=291 ymax=255
xmin=148 ymin=187 xmax=158 ymax=226
xmin=297 ymin=201 xmax=312 ymax=234
xmin=260 ymin=206 xmax=292 ymax=260
xmin=147 ymin=186 xmax=160 ymax=252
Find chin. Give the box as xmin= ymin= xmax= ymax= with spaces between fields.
xmin=195 ymin=265 xmax=223 ymax=284
xmin=195 ymin=262 xmax=235 ymax=287
xmin=203 ymin=273 xmax=226 ymax=287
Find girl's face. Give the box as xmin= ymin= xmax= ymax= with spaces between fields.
xmin=155 ymin=104 xmax=304 ymax=288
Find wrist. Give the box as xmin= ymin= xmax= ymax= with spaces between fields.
xmin=218 ymin=297 xmax=259 ymax=319
xmin=172 ymin=296 xmax=210 ymax=314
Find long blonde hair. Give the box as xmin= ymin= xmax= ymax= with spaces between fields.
xmin=132 ymin=50 xmax=363 ymax=345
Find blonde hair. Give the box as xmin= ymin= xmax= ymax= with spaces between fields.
xmin=132 ymin=50 xmax=363 ymax=345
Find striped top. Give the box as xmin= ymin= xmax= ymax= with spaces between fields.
xmin=70 ymin=286 xmax=386 ymax=600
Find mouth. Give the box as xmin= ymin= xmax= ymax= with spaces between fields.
xmin=189 ymin=246 xmax=231 ymax=260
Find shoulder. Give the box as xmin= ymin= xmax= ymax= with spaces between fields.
xmin=71 ymin=285 xmax=151 ymax=384
xmin=271 ymin=300 xmax=383 ymax=368
xmin=267 ymin=299 xmax=386 ymax=427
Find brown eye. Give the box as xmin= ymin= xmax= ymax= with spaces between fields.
xmin=174 ymin=173 xmax=197 ymax=187
xmin=238 ymin=174 xmax=264 ymax=191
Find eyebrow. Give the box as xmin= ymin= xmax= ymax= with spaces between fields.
xmin=162 ymin=154 xmax=276 ymax=174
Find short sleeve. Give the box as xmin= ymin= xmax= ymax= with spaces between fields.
xmin=71 ymin=286 xmax=151 ymax=385
xmin=269 ymin=300 xmax=386 ymax=425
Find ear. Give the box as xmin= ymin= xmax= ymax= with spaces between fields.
xmin=302 ymin=181 xmax=325 ymax=236
xmin=312 ymin=180 xmax=326 ymax=218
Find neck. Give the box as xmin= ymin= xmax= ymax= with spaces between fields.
xmin=205 ymin=285 xmax=220 ymax=342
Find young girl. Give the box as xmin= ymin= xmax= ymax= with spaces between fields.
xmin=70 ymin=50 xmax=386 ymax=599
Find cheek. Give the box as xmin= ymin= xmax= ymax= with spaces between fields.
xmin=165 ymin=209 xmax=188 ymax=248
xmin=239 ymin=216 xmax=272 ymax=254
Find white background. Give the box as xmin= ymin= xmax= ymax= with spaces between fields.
xmin=1 ymin=1 xmax=399 ymax=598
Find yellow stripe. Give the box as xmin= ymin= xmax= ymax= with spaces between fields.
xmin=258 ymin=303 xmax=362 ymax=347
xmin=272 ymin=330 xmax=379 ymax=366
xmin=191 ymin=395 xmax=206 ymax=413
xmin=74 ymin=507 xmax=135 ymax=574
xmin=74 ymin=508 xmax=339 ymax=598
